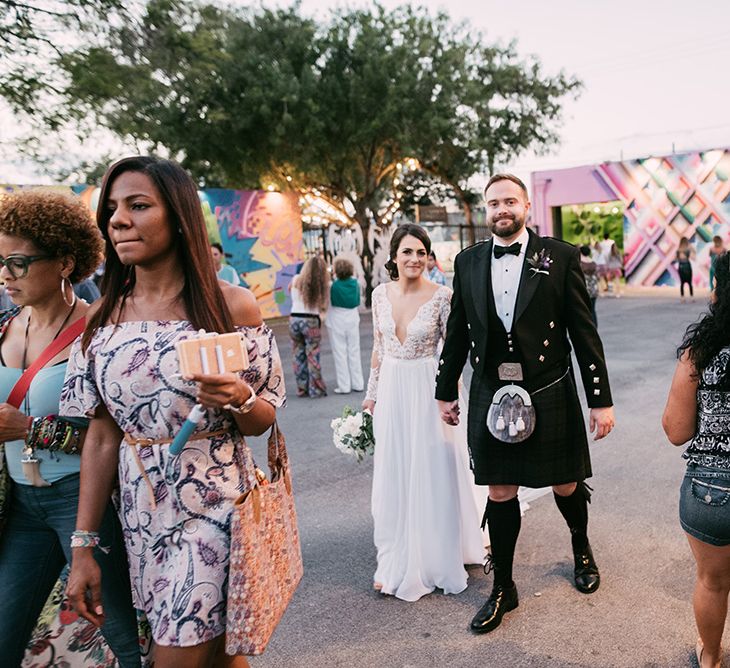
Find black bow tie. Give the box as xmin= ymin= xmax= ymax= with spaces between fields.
xmin=494 ymin=242 xmax=522 ymax=259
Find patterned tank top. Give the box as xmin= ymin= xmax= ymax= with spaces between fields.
xmin=684 ymin=346 xmax=730 ymax=470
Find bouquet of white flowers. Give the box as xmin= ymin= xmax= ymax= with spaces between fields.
xmin=331 ymin=406 xmax=375 ymax=462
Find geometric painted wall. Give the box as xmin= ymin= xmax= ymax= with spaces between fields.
xmin=2 ymin=184 xmax=304 ymax=319
xmin=532 ymin=148 xmax=730 ymax=288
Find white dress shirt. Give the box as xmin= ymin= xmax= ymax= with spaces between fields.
xmin=491 ymin=227 xmax=530 ymax=332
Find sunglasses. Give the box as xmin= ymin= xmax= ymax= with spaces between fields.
xmin=0 ymin=254 xmax=52 ymax=279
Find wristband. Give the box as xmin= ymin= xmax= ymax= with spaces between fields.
xmin=70 ymin=530 xmax=100 ymax=549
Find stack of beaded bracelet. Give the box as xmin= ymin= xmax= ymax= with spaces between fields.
xmin=26 ymin=415 xmax=82 ymax=455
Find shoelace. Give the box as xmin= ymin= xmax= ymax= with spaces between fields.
xmin=483 ymin=553 xmax=494 ymax=576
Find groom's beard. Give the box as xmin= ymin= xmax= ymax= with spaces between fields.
xmin=488 ymin=213 xmax=525 ymax=238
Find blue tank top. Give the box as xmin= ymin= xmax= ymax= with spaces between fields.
xmin=0 ymin=362 xmax=87 ymax=484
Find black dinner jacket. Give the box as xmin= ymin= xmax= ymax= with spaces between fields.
xmin=435 ymin=229 xmax=612 ymax=408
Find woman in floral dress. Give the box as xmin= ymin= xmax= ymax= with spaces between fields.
xmin=61 ymin=157 xmax=285 ymax=668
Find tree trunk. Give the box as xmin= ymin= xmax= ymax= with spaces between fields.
xmin=463 ymin=199 xmax=475 ymax=246
xmin=354 ymin=209 xmax=375 ymax=308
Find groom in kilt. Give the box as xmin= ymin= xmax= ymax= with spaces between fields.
xmin=436 ymin=173 xmax=615 ymax=634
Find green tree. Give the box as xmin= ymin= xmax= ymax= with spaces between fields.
xmin=0 ymin=0 xmax=127 ymax=108
xmin=24 ymin=0 xmax=580 ymax=294
xmin=417 ymin=41 xmax=581 ymax=243
xmin=562 ymin=204 xmax=624 ymax=251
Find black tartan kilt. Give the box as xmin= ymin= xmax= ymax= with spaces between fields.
xmin=466 ymin=368 xmax=591 ymax=487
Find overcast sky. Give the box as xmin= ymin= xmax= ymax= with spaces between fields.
xmin=2 ymin=0 xmax=729 ymax=185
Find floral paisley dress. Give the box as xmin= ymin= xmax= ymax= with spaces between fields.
xmin=60 ymin=320 xmax=285 ymax=647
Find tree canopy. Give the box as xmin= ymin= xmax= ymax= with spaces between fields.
xmin=0 ymin=0 xmax=127 ymax=108
xmin=18 ymin=0 xmax=581 ymax=260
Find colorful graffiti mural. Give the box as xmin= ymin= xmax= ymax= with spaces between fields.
xmin=2 ymin=185 xmax=304 ymax=318
xmin=532 ymin=148 xmax=730 ymax=288
xmin=201 ymin=190 xmax=303 ymax=318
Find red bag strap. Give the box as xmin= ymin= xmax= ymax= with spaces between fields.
xmin=6 ymin=316 xmax=86 ymax=409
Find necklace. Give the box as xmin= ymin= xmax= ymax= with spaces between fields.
xmin=21 ymin=303 xmax=77 ymax=372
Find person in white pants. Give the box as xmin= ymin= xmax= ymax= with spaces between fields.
xmin=328 ymin=258 xmax=364 ymax=394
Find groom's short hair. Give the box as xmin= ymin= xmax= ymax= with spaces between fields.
xmin=483 ymin=173 xmax=529 ymax=201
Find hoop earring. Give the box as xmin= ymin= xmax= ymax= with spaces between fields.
xmin=61 ymin=277 xmax=77 ymax=308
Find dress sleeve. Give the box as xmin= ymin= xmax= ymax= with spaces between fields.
xmin=59 ymin=337 xmax=102 ymax=419
xmin=239 ymin=324 xmax=286 ymax=408
xmin=365 ymin=288 xmax=384 ymax=402
xmin=438 ymin=286 xmax=453 ymax=342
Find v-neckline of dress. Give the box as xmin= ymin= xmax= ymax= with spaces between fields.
xmin=383 ymin=285 xmax=443 ymax=347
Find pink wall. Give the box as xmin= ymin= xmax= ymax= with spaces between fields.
xmin=531 ymin=165 xmax=618 ymax=235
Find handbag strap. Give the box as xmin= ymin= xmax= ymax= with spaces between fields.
xmin=267 ymin=420 xmax=290 ymax=478
xmin=6 ymin=317 xmax=86 ymax=409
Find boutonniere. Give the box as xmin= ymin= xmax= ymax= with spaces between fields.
xmin=527 ymin=249 xmax=553 ymax=277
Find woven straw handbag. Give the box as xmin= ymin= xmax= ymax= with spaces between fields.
xmin=226 ymin=422 xmax=303 ymax=655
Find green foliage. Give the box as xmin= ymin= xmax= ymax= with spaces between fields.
xmin=19 ymin=0 xmax=580 ymax=256
xmin=561 ymin=203 xmax=624 ymax=251
xmin=0 ymin=0 xmax=127 ymax=108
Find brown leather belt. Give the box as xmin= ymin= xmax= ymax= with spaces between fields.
xmin=123 ymin=429 xmax=229 ymax=509
xmin=123 ymin=429 xmax=227 ymax=447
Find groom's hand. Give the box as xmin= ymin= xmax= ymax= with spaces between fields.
xmin=437 ymin=400 xmax=460 ymax=426
xmin=589 ymin=406 xmax=615 ymax=441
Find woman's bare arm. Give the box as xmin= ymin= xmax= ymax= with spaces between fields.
xmin=662 ymin=352 xmax=698 ymax=445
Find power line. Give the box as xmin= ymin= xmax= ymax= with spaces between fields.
xmin=576 ymin=31 xmax=730 ymax=71
xmin=580 ymin=40 xmax=730 ymax=77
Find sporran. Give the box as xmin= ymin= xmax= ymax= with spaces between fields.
xmin=486 ymin=384 xmax=536 ymax=444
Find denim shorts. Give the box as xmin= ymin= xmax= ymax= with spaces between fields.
xmin=679 ymin=464 xmax=730 ymax=546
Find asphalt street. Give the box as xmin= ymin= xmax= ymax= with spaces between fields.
xmin=246 ymin=294 xmax=717 ymax=668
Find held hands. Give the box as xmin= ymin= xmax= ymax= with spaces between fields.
xmin=589 ymin=406 xmax=615 ymax=441
xmin=189 ymin=373 xmax=252 ymax=410
xmin=362 ymin=399 xmax=375 ymax=414
xmin=437 ymin=399 xmax=460 ymax=426
xmin=0 ymin=402 xmax=30 ymax=441
xmin=66 ymin=551 xmax=105 ymax=628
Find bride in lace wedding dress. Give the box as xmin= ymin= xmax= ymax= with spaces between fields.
xmin=363 ymin=225 xmax=484 ymax=602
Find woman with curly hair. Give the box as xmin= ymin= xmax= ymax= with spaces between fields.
xmin=289 ymin=255 xmax=329 ymax=397
xmin=61 ymin=157 xmax=284 ymax=668
xmin=0 ymin=190 xmax=141 ymax=666
xmin=663 ymin=251 xmax=730 ymax=668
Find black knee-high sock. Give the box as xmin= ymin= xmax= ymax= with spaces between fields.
xmin=553 ymin=482 xmax=590 ymax=552
xmin=484 ymin=497 xmax=521 ymax=588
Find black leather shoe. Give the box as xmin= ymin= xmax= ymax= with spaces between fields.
xmin=574 ymin=543 xmax=600 ymax=593
xmin=470 ymin=583 xmax=519 ymax=634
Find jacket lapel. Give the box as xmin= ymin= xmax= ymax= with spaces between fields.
xmin=513 ymin=229 xmax=543 ymax=325
xmin=472 ymin=240 xmax=492 ymax=329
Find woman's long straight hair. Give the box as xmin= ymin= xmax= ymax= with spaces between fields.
xmin=83 ymin=156 xmax=234 ymax=350
xmin=298 ymin=256 xmax=329 ymax=311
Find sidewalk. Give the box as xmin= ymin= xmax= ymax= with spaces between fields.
xmin=252 ymin=296 xmax=717 ymax=668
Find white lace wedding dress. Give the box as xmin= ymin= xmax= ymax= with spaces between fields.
xmin=366 ymin=283 xmax=485 ymax=601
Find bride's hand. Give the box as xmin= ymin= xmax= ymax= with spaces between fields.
xmin=362 ymin=399 xmax=375 ymax=414
xmin=437 ymin=400 xmax=460 ymax=426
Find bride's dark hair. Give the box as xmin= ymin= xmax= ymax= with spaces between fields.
xmin=678 ymin=251 xmax=730 ymax=382
xmin=384 ymin=224 xmax=431 ymax=280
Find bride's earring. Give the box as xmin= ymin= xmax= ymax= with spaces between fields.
xmin=61 ymin=276 xmax=77 ymax=308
